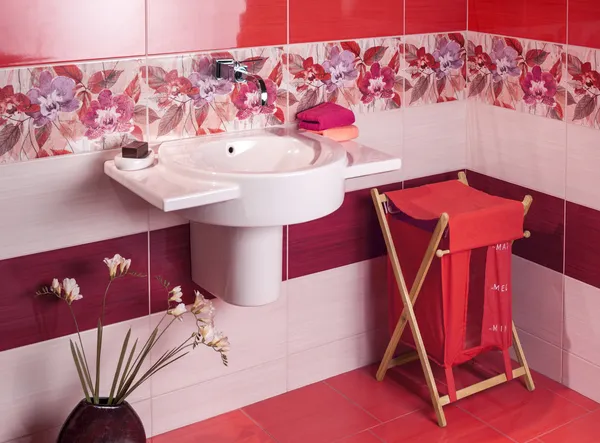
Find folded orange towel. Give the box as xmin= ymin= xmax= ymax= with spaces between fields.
xmin=307 ymin=125 xmax=359 ymax=142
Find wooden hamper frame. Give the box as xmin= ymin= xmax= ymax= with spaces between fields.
xmin=371 ymin=171 xmax=535 ymax=427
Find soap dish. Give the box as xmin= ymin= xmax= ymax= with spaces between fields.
xmin=114 ymin=150 xmax=155 ymax=171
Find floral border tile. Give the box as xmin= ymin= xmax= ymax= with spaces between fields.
xmin=0 ymin=60 xmax=144 ymax=164
xmin=401 ymin=33 xmax=467 ymax=107
xmin=466 ymin=32 xmax=565 ymax=121
xmin=562 ymin=46 xmax=600 ymax=129
xmin=285 ymin=38 xmax=402 ymax=118
xmin=143 ymin=46 xmax=286 ymax=142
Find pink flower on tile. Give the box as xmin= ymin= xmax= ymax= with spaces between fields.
xmin=233 ymin=79 xmax=277 ymax=120
xmin=409 ymin=47 xmax=440 ymax=78
xmin=490 ymin=39 xmax=521 ymax=82
xmin=572 ymin=62 xmax=600 ymax=95
xmin=520 ymin=66 xmax=557 ymax=107
xmin=322 ymin=47 xmax=358 ymax=93
xmin=26 ymin=71 xmax=80 ymax=128
xmin=433 ymin=38 xmax=464 ymax=79
xmin=188 ymin=57 xmax=234 ymax=108
xmin=468 ymin=45 xmax=496 ymax=73
xmin=358 ymin=62 xmax=394 ymax=104
xmin=81 ymin=89 xmax=134 ymax=139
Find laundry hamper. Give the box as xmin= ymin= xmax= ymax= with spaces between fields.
xmin=372 ymin=172 xmax=535 ymax=427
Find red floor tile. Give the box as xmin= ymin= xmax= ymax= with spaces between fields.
xmin=242 ymin=382 xmax=379 ymax=443
xmin=326 ymin=365 xmax=429 ymax=422
xmin=336 ymin=431 xmax=383 ymax=443
xmin=150 ymin=410 xmax=274 ymax=443
xmin=458 ymin=380 xmax=588 ymax=442
xmin=538 ymin=410 xmax=600 ymax=442
xmin=371 ymin=406 xmax=513 ymax=442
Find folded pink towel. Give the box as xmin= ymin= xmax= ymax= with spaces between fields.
xmin=296 ymin=102 xmax=355 ymax=131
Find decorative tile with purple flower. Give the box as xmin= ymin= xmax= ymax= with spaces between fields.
xmin=0 ymin=59 xmax=143 ymax=164
xmin=285 ymin=38 xmax=402 ymax=118
xmin=562 ymin=46 xmax=600 ymax=129
xmin=401 ymin=33 xmax=466 ymax=106
xmin=466 ymin=32 xmax=565 ymax=120
xmin=142 ymin=46 xmax=285 ymax=141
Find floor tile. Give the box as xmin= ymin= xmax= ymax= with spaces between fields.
xmin=537 ymin=410 xmax=599 ymax=443
xmin=336 ymin=430 xmax=383 ymax=443
xmin=150 ymin=410 xmax=274 ymax=443
xmin=242 ymin=382 xmax=378 ymax=443
xmin=458 ymin=380 xmax=588 ymax=442
xmin=326 ymin=365 xmax=429 ymax=422
xmin=371 ymin=406 xmax=513 ymax=442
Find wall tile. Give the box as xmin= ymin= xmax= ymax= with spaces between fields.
xmin=562 ymin=46 xmax=600 ymax=129
xmin=564 ymin=277 xmax=600 ymax=367
xmin=511 ymin=328 xmax=562 ymax=382
xmin=566 ymin=124 xmax=600 ymax=211
xmin=289 ymin=0 xmax=403 ymax=44
xmin=468 ymin=0 xmax=567 ymax=44
xmin=0 ymin=59 xmax=145 ymax=164
xmin=147 ymin=0 xmax=287 ymax=55
xmin=287 ymin=258 xmax=387 ymax=354
xmin=287 ymin=330 xmax=386 ymax=391
xmin=286 ymin=38 xmax=402 ymax=119
xmin=143 ymin=47 xmax=286 ymax=142
xmin=466 ymin=32 xmax=564 ymax=121
xmin=467 ymin=171 xmax=565 ymax=273
xmin=562 ymin=351 xmax=600 ymax=404
xmin=0 ymin=151 xmax=151 ymax=261
xmin=403 ymin=100 xmax=467 ymax=181
xmin=512 ymin=256 xmax=564 ymax=347
xmin=565 ymin=202 xmax=600 ymax=289
xmin=467 ymin=102 xmax=566 ymax=199
xmin=0 ymin=233 xmax=149 ymax=352
xmin=405 ymin=0 xmax=467 ymax=35
xmin=150 ymin=359 xmax=287 ymax=436
xmin=402 ymin=33 xmax=466 ymax=106
xmin=569 ymin=0 xmax=600 ymax=49
xmin=0 ymin=0 xmax=145 ymax=67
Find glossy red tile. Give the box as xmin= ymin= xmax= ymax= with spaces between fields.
xmin=538 ymin=409 xmax=600 ymax=443
xmin=289 ymin=0 xmax=403 ymax=44
xmin=151 ymin=410 xmax=274 ymax=443
xmin=466 ymin=171 xmax=564 ymax=274
xmin=0 ymin=0 xmax=145 ymax=67
xmin=337 ymin=431 xmax=383 ymax=443
xmin=565 ymin=202 xmax=600 ymax=290
xmin=242 ymin=382 xmax=378 ymax=443
xmin=0 ymin=233 xmax=149 ymax=352
xmin=371 ymin=406 xmax=513 ymax=442
xmin=326 ymin=365 xmax=429 ymax=422
xmin=458 ymin=381 xmax=588 ymax=442
xmin=468 ymin=0 xmax=567 ymax=44
xmin=147 ymin=0 xmax=287 ymax=55
xmin=569 ymin=0 xmax=600 ymax=49
xmin=405 ymin=0 xmax=467 ymax=35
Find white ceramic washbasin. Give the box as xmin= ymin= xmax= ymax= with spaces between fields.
xmin=105 ymin=127 xmax=401 ymax=307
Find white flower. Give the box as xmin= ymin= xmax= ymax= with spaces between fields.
xmin=62 ymin=278 xmax=82 ymax=304
xmin=168 ymin=286 xmax=183 ymax=303
xmin=208 ymin=330 xmax=230 ymax=353
xmin=103 ymin=254 xmax=131 ymax=279
xmin=190 ymin=290 xmax=215 ymax=323
xmin=51 ymin=278 xmax=62 ymax=295
xmin=167 ymin=303 xmax=187 ymax=320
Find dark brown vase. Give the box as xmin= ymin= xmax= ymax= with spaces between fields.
xmin=57 ymin=398 xmax=146 ymax=443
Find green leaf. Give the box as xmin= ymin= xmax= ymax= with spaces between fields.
xmin=94 ymin=319 xmax=103 ymax=404
xmin=70 ymin=340 xmax=91 ymax=402
xmin=109 ymin=328 xmax=131 ymax=405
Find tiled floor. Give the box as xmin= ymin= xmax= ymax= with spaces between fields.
xmin=150 ymin=353 xmax=600 ymax=443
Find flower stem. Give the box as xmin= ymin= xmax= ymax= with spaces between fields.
xmin=68 ymin=304 xmax=93 ymax=393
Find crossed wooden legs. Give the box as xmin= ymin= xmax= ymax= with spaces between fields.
xmin=371 ymin=172 xmax=535 ymax=428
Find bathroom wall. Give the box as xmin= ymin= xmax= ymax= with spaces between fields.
xmin=466 ymin=0 xmax=600 ymax=402
xmin=0 ymin=1 xmax=468 ymax=441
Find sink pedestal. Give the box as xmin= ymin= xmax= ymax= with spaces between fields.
xmin=190 ymin=222 xmax=283 ymax=306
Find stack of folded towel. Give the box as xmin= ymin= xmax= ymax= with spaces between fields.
xmin=296 ymin=102 xmax=359 ymax=142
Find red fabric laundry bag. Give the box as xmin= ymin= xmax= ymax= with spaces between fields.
xmin=384 ymin=180 xmax=524 ymax=388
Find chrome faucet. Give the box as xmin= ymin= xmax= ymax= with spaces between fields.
xmin=215 ymin=59 xmax=268 ymax=106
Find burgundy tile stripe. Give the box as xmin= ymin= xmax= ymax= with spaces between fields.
xmin=467 ymin=171 xmax=564 ymax=273
xmin=0 ymin=233 xmax=149 ymax=353
xmin=565 ymin=202 xmax=600 ymax=288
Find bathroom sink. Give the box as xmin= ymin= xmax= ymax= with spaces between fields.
xmin=105 ymin=127 xmax=401 ymax=306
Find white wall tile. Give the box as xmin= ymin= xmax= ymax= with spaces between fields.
xmin=150 ymin=358 xmax=287 ymax=437
xmin=287 ymin=258 xmax=387 ymax=355
xmin=512 ymin=255 xmax=564 ymax=347
xmin=562 ymin=351 xmax=600 ymax=404
xmin=0 ymin=151 xmax=151 ymax=260
xmin=467 ymin=102 xmax=566 ymax=198
xmin=403 ymin=100 xmax=467 ymax=181
xmin=511 ymin=328 xmax=562 ymax=382
xmin=566 ymin=123 xmax=600 ymax=211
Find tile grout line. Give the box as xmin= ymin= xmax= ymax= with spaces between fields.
xmin=528 ymin=409 xmax=594 ymax=441
xmin=240 ymin=408 xmax=282 ymax=443
xmin=455 ymin=404 xmax=520 ymax=443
